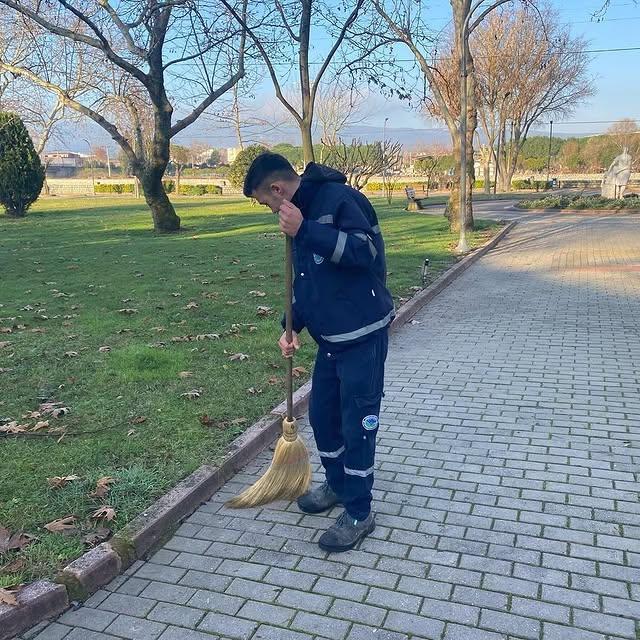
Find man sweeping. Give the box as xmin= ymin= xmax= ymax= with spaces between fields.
xmin=243 ymin=153 xmax=394 ymax=553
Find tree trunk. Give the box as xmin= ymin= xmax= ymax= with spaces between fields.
xmin=140 ymin=170 xmax=180 ymax=233
xmin=300 ymin=120 xmax=315 ymax=165
xmin=446 ymin=133 xmax=474 ymax=233
xmin=483 ymin=161 xmax=491 ymax=194
xmin=176 ymin=166 xmax=181 ymax=195
xmin=4 ymin=206 xmax=26 ymax=218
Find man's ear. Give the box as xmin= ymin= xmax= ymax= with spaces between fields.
xmin=270 ymin=182 xmax=283 ymax=196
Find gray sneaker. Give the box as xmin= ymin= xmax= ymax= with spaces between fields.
xmin=318 ymin=510 xmax=375 ymax=553
xmin=297 ymin=481 xmax=341 ymax=514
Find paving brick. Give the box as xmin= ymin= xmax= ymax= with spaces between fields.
xmin=147 ymin=602 xmax=204 ymax=628
xmin=100 ymin=593 xmax=156 ymax=617
xmin=226 ymin=577 xmax=282 ymax=602
xmin=134 ymin=563 xmax=187 ymax=584
xmin=276 ymin=587 xmax=332 ymax=614
xmin=263 ymin=566 xmax=317 ymax=590
xmin=313 ymin=576 xmax=368 ymax=601
xmin=328 ymin=598 xmax=387 ymax=626
xmin=237 ymin=600 xmax=295 ymax=626
xmin=29 ymin=624 xmax=71 ymax=640
xmin=428 ymin=566 xmax=482 ymax=588
xmin=385 ymin=611 xmax=445 ymax=639
xmin=139 ymin=582 xmax=196 ymax=605
xmin=58 ymin=608 xmax=117 ymax=632
xmin=397 ymin=576 xmax=452 ymax=600
xmin=253 ymin=625 xmax=314 ymax=640
xmin=420 ymin=597 xmax=479 ymax=626
xmin=542 ymin=623 xmax=606 ymax=640
xmin=198 ymin=611 xmax=258 ymax=639
xmin=104 ymin=614 xmax=166 ymax=639
xmin=158 ymin=627 xmax=226 ymax=640
xmin=452 ymin=585 xmax=508 ymax=611
xmin=186 ymin=589 xmax=244 ymax=614
xmin=479 ymin=609 xmax=540 ymax=639
xmin=346 ymin=624 xmax=408 ymax=640
xmin=510 ymin=596 xmax=570 ymax=624
xmin=217 ymin=559 xmax=269 ymax=580
xmin=345 ymin=565 xmax=399 ymax=588
xmin=573 ymin=609 xmax=637 ymax=638
xmin=64 ymin=631 xmax=121 ymax=640
xmin=366 ymin=586 xmax=422 ymax=613
xmin=178 ymin=569 xmax=231 ymax=592
xmin=292 ymin=611 xmax=350 ymax=639
xmin=443 ymin=624 xmax=506 ymax=640
xmin=541 ymin=584 xmax=599 ymax=610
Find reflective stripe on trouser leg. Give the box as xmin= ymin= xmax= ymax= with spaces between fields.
xmin=336 ymin=330 xmax=388 ymax=521
xmin=309 ymin=348 xmax=345 ymax=497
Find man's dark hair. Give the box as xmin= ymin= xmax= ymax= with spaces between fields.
xmin=243 ymin=152 xmax=298 ymax=197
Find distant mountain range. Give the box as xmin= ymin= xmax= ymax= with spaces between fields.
xmin=58 ymin=121 xmax=594 ymax=154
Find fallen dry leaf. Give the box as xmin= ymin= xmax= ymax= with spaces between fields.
xmin=127 ymin=429 xmax=136 ymax=437
xmin=47 ymin=475 xmax=81 ymax=489
xmin=0 ymin=527 xmax=35 ymax=554
xmin=44 ymin=516 xmax=77 ymax=533
xmin=91 ymin=506 xmax=116 ymax=522
xmin=30 ymin=421 xmax=50 ymax=432
xmin=0 ymin=422 xmax=27 ymax=434
xmin=249 ymin=290 xmax=266 ymax=297
xmin=229 ymin=353 xmax=249 ymax=361
xmin=1 ymin=557 xmax=25 ymax=573
xmin=90 ymin=476 xmax=116 ymax=499
xmin=64 ymin=351 xmax=79 ymax=358
xmin=98 ymin=346 xmax=111 ymax=353
xmin=0 ymin=341 xmax=11 ymax=349
xmin=181 ymin=389 xmax=202 ymax=400
xmin=256 ymin=306 xmax=273 ymax=316
xmin=247 ymin=387 xmax=263 ymax=395
xmin=199 ymin=414 xmax=215 ymax=427
xmin=226 ymin=300 xmax=240 ymax=305
xmin=23 ymin=411 xmax=41 ymax=419
xmin=0 ymin=368 xmax=12 ymax=374
xmin=178 ymin=371 xmax=193 ymax=379
xmin=118 ymin=308 xmax=138 ymax=315
xmin=230 ymin=417 xmax=247 ymax=426
xmin=170 ymin=292 xmax=182 ymax=297
xmin=130 ymin=416 xmax=147 ymax=424
xmin=83 ymin=527 xmax=112 ymax=547
xmin=292 ymin=366 xmax=308 ymax=378
xmin=0 ymin=587 xmax=18 ymax=606
xmin=184 ymin=302 xmax=199 ymax=310
xmin=268 ymin=376 xmax=280 ymax=385
xmin=0 ymin=327 xmax=12 ymax=334
xmin=151 ymin=326 xmax=165 ymax=332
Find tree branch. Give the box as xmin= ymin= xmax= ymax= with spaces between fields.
xmin=0 ymin=60 xmax=137 ymax=162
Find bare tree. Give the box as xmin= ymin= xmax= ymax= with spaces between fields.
xmin=323 ymin=137 xmax=402 ymax=191
xmin=470 ymin=5 xmax=593 ymax=191
xmin=373 ymin=0 xmax=480 ymax=232
xmin=315 ymin=82 xmax=372 ymax=146
xmin=0 ymin=0 xmax=247 ymax=232
xmin=220 ymin=0 xmax=368 ymax=164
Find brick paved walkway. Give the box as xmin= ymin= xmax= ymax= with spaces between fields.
xmin=24 ymin=212 xmax=640 ymax=640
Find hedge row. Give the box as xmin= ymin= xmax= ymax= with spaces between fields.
xmin=94 ymin=182 xmax=222 ymax=195
xmin=519 ymin=194 xmax=640 ymax=210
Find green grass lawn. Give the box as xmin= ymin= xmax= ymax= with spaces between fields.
xmin=0 ymin=195 xmax=498 ymax=585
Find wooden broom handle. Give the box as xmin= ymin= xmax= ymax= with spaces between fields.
xmin=285 ymin=235 xmax=294 ymax=421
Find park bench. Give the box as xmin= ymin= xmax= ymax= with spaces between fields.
xmin=405 ymin=184 xmax=429 ymax=211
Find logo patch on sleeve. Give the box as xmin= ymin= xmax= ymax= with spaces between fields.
xmin=362 ymin=415 xmax=379 ymax=431
xmin=313 ymin=253 xmax=324 ymax=265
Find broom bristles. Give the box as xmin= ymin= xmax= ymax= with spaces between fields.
xmin=225 ymin=433 xmax=312 ymax=508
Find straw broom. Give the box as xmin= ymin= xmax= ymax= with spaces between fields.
xmin=225 ymin=235 xmax=311 ymax=508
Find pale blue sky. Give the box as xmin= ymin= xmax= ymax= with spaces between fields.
xmin=360 ymin=0 xmax=640 ymax=136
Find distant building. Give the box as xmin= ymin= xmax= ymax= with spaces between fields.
xmin=227 ymin=146 xmax=242 ymax=163
xmin=43 ymin=151 xmax=84 ymax=177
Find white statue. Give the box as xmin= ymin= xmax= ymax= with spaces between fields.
xmin=602 ymin=148 xmax=632 ymax=199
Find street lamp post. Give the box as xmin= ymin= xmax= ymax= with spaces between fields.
xmin=546 ymin=120 xmax=554 ymax=186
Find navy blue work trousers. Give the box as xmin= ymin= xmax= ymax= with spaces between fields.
xmin=308 ymin=329 xmax=389 ymax=520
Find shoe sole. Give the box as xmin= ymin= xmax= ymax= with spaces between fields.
xmin=318 ymin=521 xmax=376 ymax=553
xmin=297 ymin=500 xmax=341 ymax=515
